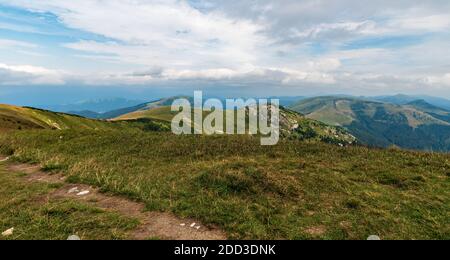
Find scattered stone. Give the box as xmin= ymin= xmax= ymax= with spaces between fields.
xmin=68 ymin=187 xmax=79 ymax=194
xmin=195 ymin=226 xmax=201 ymax=230
xmin=190 ymin=223 xmax=196 ymax=228
xmin=67 ymin=235 xmax=81 ymax=240
xmin=76 ymin=190 xmax=90 ymax=196
xmin=367 ymin=235 xmax=381 ymax=240
xmin=2 ymin=228 xmax=14 ymax=237
xmin=0 ymin=157 xmax=10 ymax=162
xmin=180 ymin=223 xmax=186 ymax=227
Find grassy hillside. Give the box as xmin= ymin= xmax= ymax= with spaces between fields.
xmin=290 ymin=97 xmax=450 ymax=151
xmin=0 ymin=104 xmax=121 ymax=131
xmin=0 ymin=104 xmax=172 ymax=133
xmin=114 ymin=106 xmax=178 ymax=122
xmin=373 ymin=94 xmax=450 ymax=111
xmin=114 ymin=105 xmax=357 ymax=145
xmin=405 ymin=100 xmax=450 ymax=123
xmin=70 ymin=96 xmax=192 ymax=120
xmin=0 ymin=102 xmax=356 ymax=146
xmin=0 ymin=129 xmax=448 ymax=240
xmin=0 ymin=161 xmax=138 ymax=240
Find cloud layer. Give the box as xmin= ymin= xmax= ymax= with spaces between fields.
xmin=0 ymin=0 xmax=449 ymax=96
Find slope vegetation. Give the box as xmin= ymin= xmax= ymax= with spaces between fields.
xmin=290 ymin=97 xmax=450 ymax=151
xmin=0 ymin=104 xmax=118 ymax=131
xmin=69 ymin=96 xmax=192 ymax=119
xmin=113 ymin=105 xmax=357 ymax=145
xmin=0 ymin=130 xmax=448 ymax=240
xmin=0 ymin=104 xmax=170 ymax=133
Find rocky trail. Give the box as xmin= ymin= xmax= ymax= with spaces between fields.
xmin=0 ymin=156 xmax=226 ymax=240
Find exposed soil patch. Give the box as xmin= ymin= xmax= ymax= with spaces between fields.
xmin=5 ymin=163 xmax=65 ymax=183
xmin=2 ymin=161 xmax=227 ymax=240
xmin=304 ymin=226 xmax=326 ymax=236
xmin=7 ymin=163 xmax=41 ymax=174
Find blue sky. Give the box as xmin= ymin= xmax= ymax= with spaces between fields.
xmin=0 ymin=0 xmax=450 ymax=105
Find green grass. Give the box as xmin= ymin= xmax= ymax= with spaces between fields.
xmin=1 ymin=129 xmax=449 ymax=240
xmin=0 ymin=104 xmax=174 ymax=135
xmin=115 ymin=106 xmax=179 ymax=122
xmin=0 ymin=161 xmax=139 ymax=240
xmin=0 ymin=104 xmax=120 ymax=131
xmin=114 ymin=105 xmax=357 ymax=145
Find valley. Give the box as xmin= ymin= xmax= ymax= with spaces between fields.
xmin=290 ymin=96 xmax=450 ymax=151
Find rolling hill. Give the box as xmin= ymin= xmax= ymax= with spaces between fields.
xmin=112 ymin=103 xmax=357 ymax=145
xmin=290 ymin=97 xmax=450 ymax=151
xmin=372 ymin=94 xmax=450 ymax=111
xmin=41 ymin=98 xmax=145 ymax=114
xmin=405 ymin=100 xmax=450 ymax=123
xmin=68 ymin=96 xmax=192 ymax=120
xmin=0 ymin=104 xmax=118 ymax=131
xmin=0 ymin=104 xmax=171 ymax=133
xmin=0 ymin=102 xmax=356 ymax=146
xmin=0 ymin=101 xmax=448 ymax=240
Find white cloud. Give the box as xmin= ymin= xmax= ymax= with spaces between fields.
xmin=425 ymin=73 xmax=450 ymax=87
xmin=291 ymin=21 xmax=379 ymax=40
xmin=389 ymin=14 xmax=450 ymax=32
xmin=5 ymin=0 xmax=269 ymax=71
xmin=0 ymin=63 xmax=65 ymax=85
xmin=78 ymin=66 xmax=338 ymax=86
xmin=0 ymin=0 xmax=449 ymax=96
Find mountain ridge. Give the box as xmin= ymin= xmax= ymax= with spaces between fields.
xmin=290 ymin=96 xmax=450 ymax=151
xmin=112 ymin=102 xmax=357 ymax=145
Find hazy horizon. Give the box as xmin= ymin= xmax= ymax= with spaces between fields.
xmin=2 ymin=88 xmax=450 ymax=109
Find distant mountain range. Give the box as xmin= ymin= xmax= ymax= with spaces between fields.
xmin=370 ymin=94 xmax=450 ymax=111
xmin=61 ymin=94 xmax=450 ymax=117
xmin=0 ymin=101 xmax=356 ymax=146
xmin=40 ymin=98 xmax=145 ymax=114
xmin=269 ymin=96 xmax=306 ymax=106
xmin=37 ymin=94 xmax=450 ymax=151
xmin=69 ymin=96 xmax=192 ymax=119
xmin=290 ymin=96 xmax=450 ymax=151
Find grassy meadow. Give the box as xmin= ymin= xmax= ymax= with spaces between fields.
xmin=0 ymin=159 xmax=139 ymax=240
xmin=0 ymin=129 xmax=449 ymax=240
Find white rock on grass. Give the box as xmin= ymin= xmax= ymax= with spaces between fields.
xmin=180 ymin=223 xmax=186 ymax=227
xmin=367 ymin=235 xmax=381 ymax=240
xmin=68 ymin=187 xmax=79 ymax=194
xmin=2 ymin=228 xmax=14 ymax=237
xmin=76 ymin=190 xmax=90 ymax=196
xmin=190 ymin=223 xmax=196 ymax=228
xmin=67 ymin=235 xmax=81 ymax=240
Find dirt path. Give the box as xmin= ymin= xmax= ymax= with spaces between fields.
xmin=0 ymin=157 xmax=227 ymax=240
